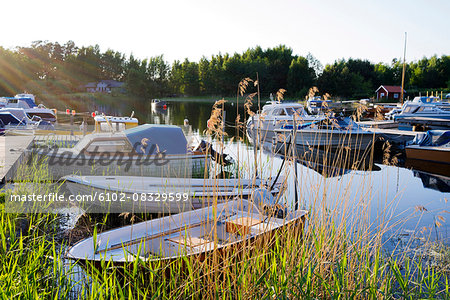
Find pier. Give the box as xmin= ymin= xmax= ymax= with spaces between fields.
xmin=0 ymin=135 xmax=34 ymax=183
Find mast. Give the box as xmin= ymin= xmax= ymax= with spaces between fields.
xmin=400 ymin=32 xmax=407 ymax=104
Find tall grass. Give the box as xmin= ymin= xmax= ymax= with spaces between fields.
xmin=0 ymin=82 xmax=449 ymax=299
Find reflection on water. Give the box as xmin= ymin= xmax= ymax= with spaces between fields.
xmin=68 ymin=99 xmax=449 ymax=245
xmin=413 ymin=171 xmax=450 ymax=193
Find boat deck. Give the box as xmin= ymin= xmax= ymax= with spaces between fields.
xmin=357 ymin=120 xmax=398 ymax=129
xmin=365 ymin=128 xmax=419 ymax=145
xmin=397 ymin=117 xmax=450 ymax=130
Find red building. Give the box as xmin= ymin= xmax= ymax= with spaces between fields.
xmin=375 ymin=85 xmax=405 ymax=101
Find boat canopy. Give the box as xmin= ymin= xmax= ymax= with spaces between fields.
xmin=124 ymin=124 xmax=188 ymax=155
xmin=0 ymin=108 xmax=29 ymax=122
xmin=4 ymin=97 xmax=36 ymax=108
xmin=0 ymin=110 xmax=21 ymax=124
xmin=411 ymin=130 xmax=450 ymax=147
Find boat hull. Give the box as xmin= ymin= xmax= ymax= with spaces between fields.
xmin=275 ymin=129 xmax=376 ymax=151
xmin=247 ymin=117 xmax=323 ymax=146
xmin=29 ymin=152 xmax=209 ymax=180
xmin=405 ymin=145 xmax=450 ymax=164
xmin=66 ymin=200 xmax=308 ymax=265
xmin=62 ymin=176 xmax=285 ymax=214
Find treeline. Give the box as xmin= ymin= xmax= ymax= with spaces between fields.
xmin=0 ymin=41 xmax=449 ymax=99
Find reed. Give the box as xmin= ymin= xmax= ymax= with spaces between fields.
xmin=0 ymin=83 xmax=449 ymax=299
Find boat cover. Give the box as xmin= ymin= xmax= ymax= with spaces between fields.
xmin=0 ymin=110 xmax=21 ymax=124
xmin=411 ymin=130 xmax=450 ymax=146
xmin=124 ymin=124 xmax=188 ymax=154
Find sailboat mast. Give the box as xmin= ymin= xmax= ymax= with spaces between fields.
xmin=400 ymin=32 xmax=407 ymax=104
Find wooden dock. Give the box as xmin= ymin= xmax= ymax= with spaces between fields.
xmin=0 ymin=136 xmax=34 ymax=183
xmin=0 ymin=133 xmax=83 ymax=184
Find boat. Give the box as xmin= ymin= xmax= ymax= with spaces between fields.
xmin=151 ymin=99 xmax=167 ymax=108
xmin=246 ymin=101 xmax=324 ymax=147
xmin=30 ymin=124 xmax=212 ymax=180
xmin=62 ymin=175 xmax=286 ymax=213
xmin=66 ymin=196 xmax=308 ymax=265
xmin=306 ymin=96 xmax=333 ymax=115
xmin=0 ymin=108 xmax=55 ymax=131
xmin=93 ymin=114 xmax=139 ymax=132
xmin=388 ymin=96 xmax=450 ymax=121
xmin=0 ymin=94 xmax=56 ymax=123
xmin=405 ymin=130 xmax=450 ymax=164
xmin=274 ymin=117 xmax=376 ymax=153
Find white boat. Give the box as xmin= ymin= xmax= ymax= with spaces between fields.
xmin=31 ymin=124 xmax=210 ymax=180
xmin=0 ymin=108 xmax=55 ymax=131
xmin=274 ymin=117 xmax=376 ymax=152
xmin=405 ymin=130 xmax=450 ymax=164
xmin=93 ymin=114 xmax=139 ymax=132
xmin=15 ymin=93 xmax=36 ymax=101
xmin=151 ymin=99 xmax=167 ymax=108
xmin=246 ymin=101 xmax=324 ymax=146
xmin=66 ymin=197 xmax=308 ymax=265
xmin=0 ymin=94 xmax=56 ymax=123
xmin=62 ymin=175 xmax=286 ymax=213
xmin=389 ymin=96 xmax=450 ymax=121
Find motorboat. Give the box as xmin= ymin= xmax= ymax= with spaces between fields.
xmin=274 ymin=117 xmax=376 ymax=153
xmin=151 ymin=99 xmax=167 ymax=108
xmin=62 ymin=175 xmax=286 ymax=214
xmin=66 ymin=196 xmax=307 ymax=265
xmin=15 ymin=93 xmax=36 ymax=101
xmin=0 ymin=94 xmax=56 ymax=123
xmin=388 ymin=96 xmax=450 ymax=121
xmin=30 ymin=124 xmax=212 ymax=180
xmin=246 ymin=101 xmax=324 ymax=146
xmin=405 ymin=130 xmax=450 ymax=164
xmin=0 ymin=108 xmax=55 ymax=131
xmin=93 ymin=114 xmax=139 ymax=132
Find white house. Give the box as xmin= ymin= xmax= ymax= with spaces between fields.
xmin=85 ymin=80 xmax=125 ymax=93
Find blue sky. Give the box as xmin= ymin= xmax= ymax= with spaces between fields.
xmin=2 ymin=0 xmax=448 ymax=65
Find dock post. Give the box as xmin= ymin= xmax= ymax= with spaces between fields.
xmin=293 ymin=115 xmax=299 ymax=211
xmin=252 ymin=115 xmax=258 ymax=179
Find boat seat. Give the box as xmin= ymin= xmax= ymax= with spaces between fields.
xmin=167 ymin=235 xmax=217 ymax=252
xmin=224 ymin=215 xmax=281 ymax=236
xmin=225 ymin=217 xmax=262 ymax=235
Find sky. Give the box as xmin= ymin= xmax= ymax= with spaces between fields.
xmin=1 ymin=0 xmax=449 ymax=66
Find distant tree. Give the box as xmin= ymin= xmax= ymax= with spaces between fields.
xmin=181 ymin=59 xmax=200 ymax=96
xmin=287 ymin=56 xmax=315 ymax=97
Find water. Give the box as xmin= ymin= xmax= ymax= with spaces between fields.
xmin=59 ymin=98 xmax=448 ymax=297
xmin=63 ymin=98 xmax=449 ymax=246
xmin=136 ymin=99 xmax=449 ymax=246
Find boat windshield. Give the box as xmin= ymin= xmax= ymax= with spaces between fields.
xmin=285 ymin=107 xmax=304 ymax=116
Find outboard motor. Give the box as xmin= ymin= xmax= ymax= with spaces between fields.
xmin=196 ymin=140 xmax=234 ymax=166
xmin=251 ymin=188 xmax=287 ymax=219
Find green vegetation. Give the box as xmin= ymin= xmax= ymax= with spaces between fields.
xmin=0 ymin=80 xmax=448 ymax=299
xmin=1 ymin=158 xmax=449 ymax=298
xmin=1 ymin=41 xmax=448 ymax=102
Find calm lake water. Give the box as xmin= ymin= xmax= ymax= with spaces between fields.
xmin=133 ymin=99 xmax=449 ymax=248
xmin=62 ymin=98 xmax=449 ymax=249
xmin=58 ymin=98 xmax=448 ymax=296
